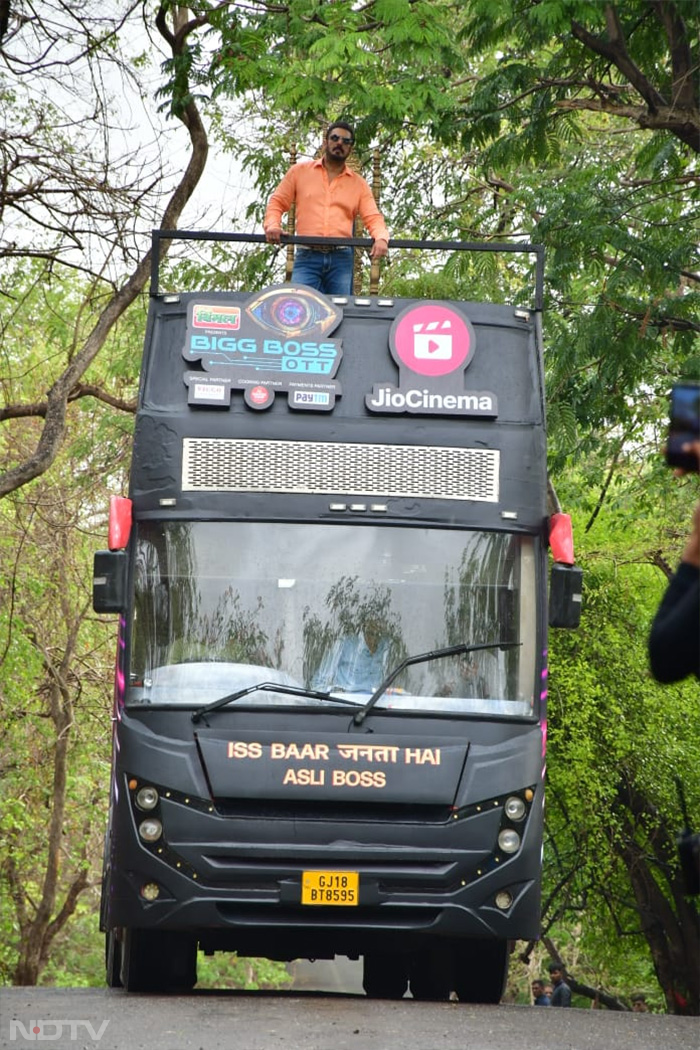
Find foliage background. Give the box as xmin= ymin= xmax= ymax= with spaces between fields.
xmin=0 ymin=0 xmax=698 ymax=1009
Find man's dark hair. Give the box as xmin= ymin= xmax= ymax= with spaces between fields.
xmin=326 ymin=120 xmax=355 ymax=143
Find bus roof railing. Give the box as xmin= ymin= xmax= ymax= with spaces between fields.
xmin=150 ymin=230 xmax=545 ymax=311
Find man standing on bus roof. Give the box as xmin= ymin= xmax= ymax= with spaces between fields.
xmin=263 ymin=121 xmax=389 ymax=296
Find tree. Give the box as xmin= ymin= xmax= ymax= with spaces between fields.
xmin=0 ymin=2 xmax=209 ymax=499
xmin=541 ymin=477 xmax=700 ymax=1014
xmin=3 ymin=2 xmax=697 ymax=496
xmin=0 ymin=412 xmax=123 ymax=983
xmin=460 ymin=1 xmax=699 ymax=152
xmin=0 ymin=0 xmax=697 ymax=995
xmin=452 ymin=2 xmax=699 ymax=462
xmin=203 ymin=0 xmax=699 ymax=459
xmin=0 ymin=1 xmax=158 ymax=275
xmin=0 ymin=0 xmax=213 ymax=980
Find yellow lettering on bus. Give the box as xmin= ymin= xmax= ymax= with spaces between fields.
xmin=227 ymin=741 xmax=262 ymax=759
xmin=404 ymin=747 xmax=441 ymax=765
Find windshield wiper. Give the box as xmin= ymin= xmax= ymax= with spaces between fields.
xmin=352 ymin=641 xmax=521 ymax=727
xmin=191 ymin=681 xmax=359 ymax=724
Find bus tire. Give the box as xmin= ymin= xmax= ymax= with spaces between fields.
xmin=105 ymin=929 xmax=122 ymax=988
xmin=362 ymin=952 xmax=409 ymax=999
xmin=409 ymin=948 xmax=452 ymax=1001
xmin=120 ymin=929 xmax=197 ymax=993
xmin=452 ymin=938 xmax=509 ymax=1004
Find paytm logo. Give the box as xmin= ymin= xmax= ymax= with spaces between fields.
xmin=10 ymin=1020 xmax=110 ymax=1041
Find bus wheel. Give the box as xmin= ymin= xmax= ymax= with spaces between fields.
xmin=105 ymin=929 xmax=123 ymax=988
xmin=452 ymin=939 xmax=508 ymax=1004
xmin=409 ymin=948 xmax=452 ymax=1001
xmin=120 ymin=929 xmax=197 ymax=993
xmin=362 ymin=952 xmax=409 ymax=999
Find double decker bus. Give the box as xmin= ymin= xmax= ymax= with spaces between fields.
xmin=94 ymin=230 xmax=581 ymax=996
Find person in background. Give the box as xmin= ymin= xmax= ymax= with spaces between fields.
xmin=312 ymin=615 xmax=391 ymax=694
xmin=531 ymin=978 xmax=550 ymax=1006
xmin=648 ymin=439 xmax=700 ymax=683
xmin=264 ymin=121 xmax=389 ymax=295
xmin=548 ymin=962 xmax=572 ymax=1007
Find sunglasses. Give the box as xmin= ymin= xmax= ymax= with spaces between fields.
xmin=329 ymin=134 xmax=353 ymax=145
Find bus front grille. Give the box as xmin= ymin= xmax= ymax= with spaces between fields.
xmin=182 ymin=438 xmax=499 ymax=502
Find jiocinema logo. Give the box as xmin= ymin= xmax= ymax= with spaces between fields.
xmin=9 ymin=1019 xmax=110 ymax=1041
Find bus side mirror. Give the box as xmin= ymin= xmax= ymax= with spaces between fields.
xmin=549 ymin=563 xmax=583 ymax=629
xmin=93 ymin=550 xmax=128 ymax=613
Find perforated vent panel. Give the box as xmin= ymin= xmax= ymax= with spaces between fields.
xmin=182 ymin=438 xmax=499 ymax=502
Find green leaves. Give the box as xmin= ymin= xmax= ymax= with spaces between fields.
xmin=545 ymin=494 xmax=700 ymax=1008
xmin=206 ymin=0 xmax=465 ymax=142
xmin=201 ymin=2 xmax=697 ymax=479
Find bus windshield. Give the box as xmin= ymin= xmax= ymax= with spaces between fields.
xmin=128 ymin=522 xmax=537 ymax=718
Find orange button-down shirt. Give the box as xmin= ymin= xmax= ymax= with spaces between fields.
xmin=264 ymin=158 xmax=389 ymax=243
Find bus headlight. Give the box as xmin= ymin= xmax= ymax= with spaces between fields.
xmin=135 ymin=786 xmax=159 ymax=811
xmin=138 ymin=818 xmax=163 ymax=843
xmin=504 ymin=795 xmax=526 ymax=821
xmin=498 ymin=829 xmax=521 ymax=854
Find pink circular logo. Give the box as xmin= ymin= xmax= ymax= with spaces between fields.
xmin=390 ymin=303 xmax=475 ymax=377
xmin=250 ymin=385 xmax=270 ymax=405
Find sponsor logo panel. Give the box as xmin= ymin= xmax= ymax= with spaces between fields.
xmin=183 ymin=285 xmax=343 ymax=411
xmin=367 ymin=301 xmax=498 ymax=418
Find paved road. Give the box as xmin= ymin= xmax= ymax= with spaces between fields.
xmin=2 ymin=986 xmax=698 ymax=1050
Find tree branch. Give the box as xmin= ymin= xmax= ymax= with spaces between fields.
xmin=585 ymin=445 xmax=622 ymax=532
xmin=650 ymin=2 xmax=697 ymax=110
xmin=2 ymin=850 xmax=29 ymax=934
xmin=569 ymin=5 xmax=699 ymax=151
xmin=0 ymin=7 xmax=209 ymax=499
xmin=571 ymin=8 xmax=668 ymax=114
xmin=0 ymin=384 xmax=137 ymax=422
xmin=555 ymin=97 xmax=700 ymax=151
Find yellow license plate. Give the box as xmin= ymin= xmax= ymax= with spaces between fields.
xmin=301 ymin=870 xmax=359 ymax=906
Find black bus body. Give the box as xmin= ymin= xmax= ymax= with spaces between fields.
xmin=94 ymin=231 xmax=581 ymax=997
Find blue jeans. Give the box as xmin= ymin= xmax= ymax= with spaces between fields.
xmin=291 ymin=247 xmax=354 ymax=295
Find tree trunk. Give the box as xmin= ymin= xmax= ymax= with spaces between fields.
xmin=615 ymin=781 xmax=700 ymax=1014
